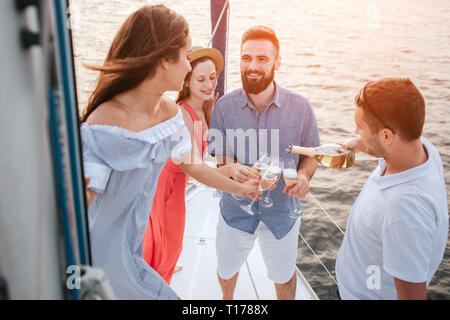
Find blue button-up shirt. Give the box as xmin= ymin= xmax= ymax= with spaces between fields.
xmin=209 ymin=82 xmax=320 ymax=239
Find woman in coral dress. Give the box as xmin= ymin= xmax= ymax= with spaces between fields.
xmin=143 ymin=47 xmax=260 ymax=284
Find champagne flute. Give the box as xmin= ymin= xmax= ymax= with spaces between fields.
xmin=231 ymin=154 xmax=270 ymax=201
xmin=283 ymin=158 xmax=304 ymax=219
xmin=240 ymin=162 xmax=277 ymax=215
xmin=260 ymin=158 xmax=282 ymax=208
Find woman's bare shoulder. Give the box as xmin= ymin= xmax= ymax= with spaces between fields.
xmin=160 ymin=95 xmax=180 ymax=117
xmin=181 ymin=107 xmax=195 ymax=131
xmin=85 ymin=101 xmax=129 ymax=128
xmin=169 ymin=98 xmax=194 ymax=126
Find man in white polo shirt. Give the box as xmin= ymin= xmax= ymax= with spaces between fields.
xmin=336 ymin=77 xmax=448 ymax=300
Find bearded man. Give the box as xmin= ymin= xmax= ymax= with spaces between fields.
xmin=209 ymin=26 xmax=320 ymax=300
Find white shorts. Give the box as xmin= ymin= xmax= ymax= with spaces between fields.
xmin=216 ymin=213 xmax=301 ymax=284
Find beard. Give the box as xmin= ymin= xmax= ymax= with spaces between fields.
xmin=365 ymin=135 xmax=387 ymax=159
xmin=241 ymin=65 xmax=275 ymax=95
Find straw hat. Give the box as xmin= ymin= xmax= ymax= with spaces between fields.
xmin=188 ymin=46 xmax=224 ymax=76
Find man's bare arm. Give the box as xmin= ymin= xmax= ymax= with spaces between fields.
xmin=394 ymin=278 xmax=427 ymax=300
xmin=298 ymin=156 xmax=318 ymax=182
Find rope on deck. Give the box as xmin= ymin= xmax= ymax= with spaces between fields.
xmin=298 ymin=232 xmax=338 ymax=286
xmin=308 ymin=192 xmax=345 ymax=236
xmin=245 ymin=261 xmax=260 ymax=300
xmin=296 ymin=191 xmax=347 ymax=287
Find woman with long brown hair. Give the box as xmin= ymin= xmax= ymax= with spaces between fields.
xmin=142 ymin=47 xmax=261 ymax=285
xmin=81 ymin=5 xmax=258 ymax=300
xmin=80 ymin=5 xmax=192 ymax=300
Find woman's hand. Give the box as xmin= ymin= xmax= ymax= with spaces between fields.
xmin=236 ymin=178 xmax=262 ymax=200
xmin=84 ymin=177 xmax=96 ymax=207
xmin=203 ymin=92 xmax=219 ymax=128
xmin=227 ymin=163 xmax=260 ymax=183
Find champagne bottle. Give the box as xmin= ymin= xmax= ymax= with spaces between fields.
xmin=286 ymin=144 xmax=355 ymax=169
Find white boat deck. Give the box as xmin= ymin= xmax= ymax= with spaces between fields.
xmin=171 ymin=184 xmax=318 ymax=300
